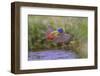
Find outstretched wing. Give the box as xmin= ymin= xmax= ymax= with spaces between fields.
xmin=53 ymin=33 xmax=72 ymax=43
xmin=45 ymin=24 xmax=54 ymax=38
xmin=47 ymin=24 xmax=54 ymax=33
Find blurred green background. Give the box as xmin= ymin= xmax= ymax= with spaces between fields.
xmin=28 ymin=15 xmax=88 ymax=58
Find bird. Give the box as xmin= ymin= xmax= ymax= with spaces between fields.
xmin=45 ymin=25 xmax=72 ymax=44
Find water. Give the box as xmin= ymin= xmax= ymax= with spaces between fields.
xmin=28 ymin=50 xmax=79 ymax=61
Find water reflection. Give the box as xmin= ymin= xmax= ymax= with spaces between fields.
xmin=28 ymin=50 xmax=79 ymax=61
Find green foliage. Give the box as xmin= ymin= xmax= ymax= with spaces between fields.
xmin=28 ymin=15 xmax=88 ymax=58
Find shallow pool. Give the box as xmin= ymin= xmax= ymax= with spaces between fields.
xmin=28 ymin=50 xmax=79 ymax=61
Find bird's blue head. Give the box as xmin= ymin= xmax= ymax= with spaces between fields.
xmin=57 ymin=28 xmax=63 ymax=33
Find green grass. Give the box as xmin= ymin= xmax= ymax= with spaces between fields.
xmin=28 ymin=15 xmax=88 ymax=58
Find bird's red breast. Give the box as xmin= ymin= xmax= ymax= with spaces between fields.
xmin=47 ymin=33 xmax=55 ymax=40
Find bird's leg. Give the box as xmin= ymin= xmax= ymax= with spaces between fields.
xmin=60 ymin=42 xmax=65 ymax=50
